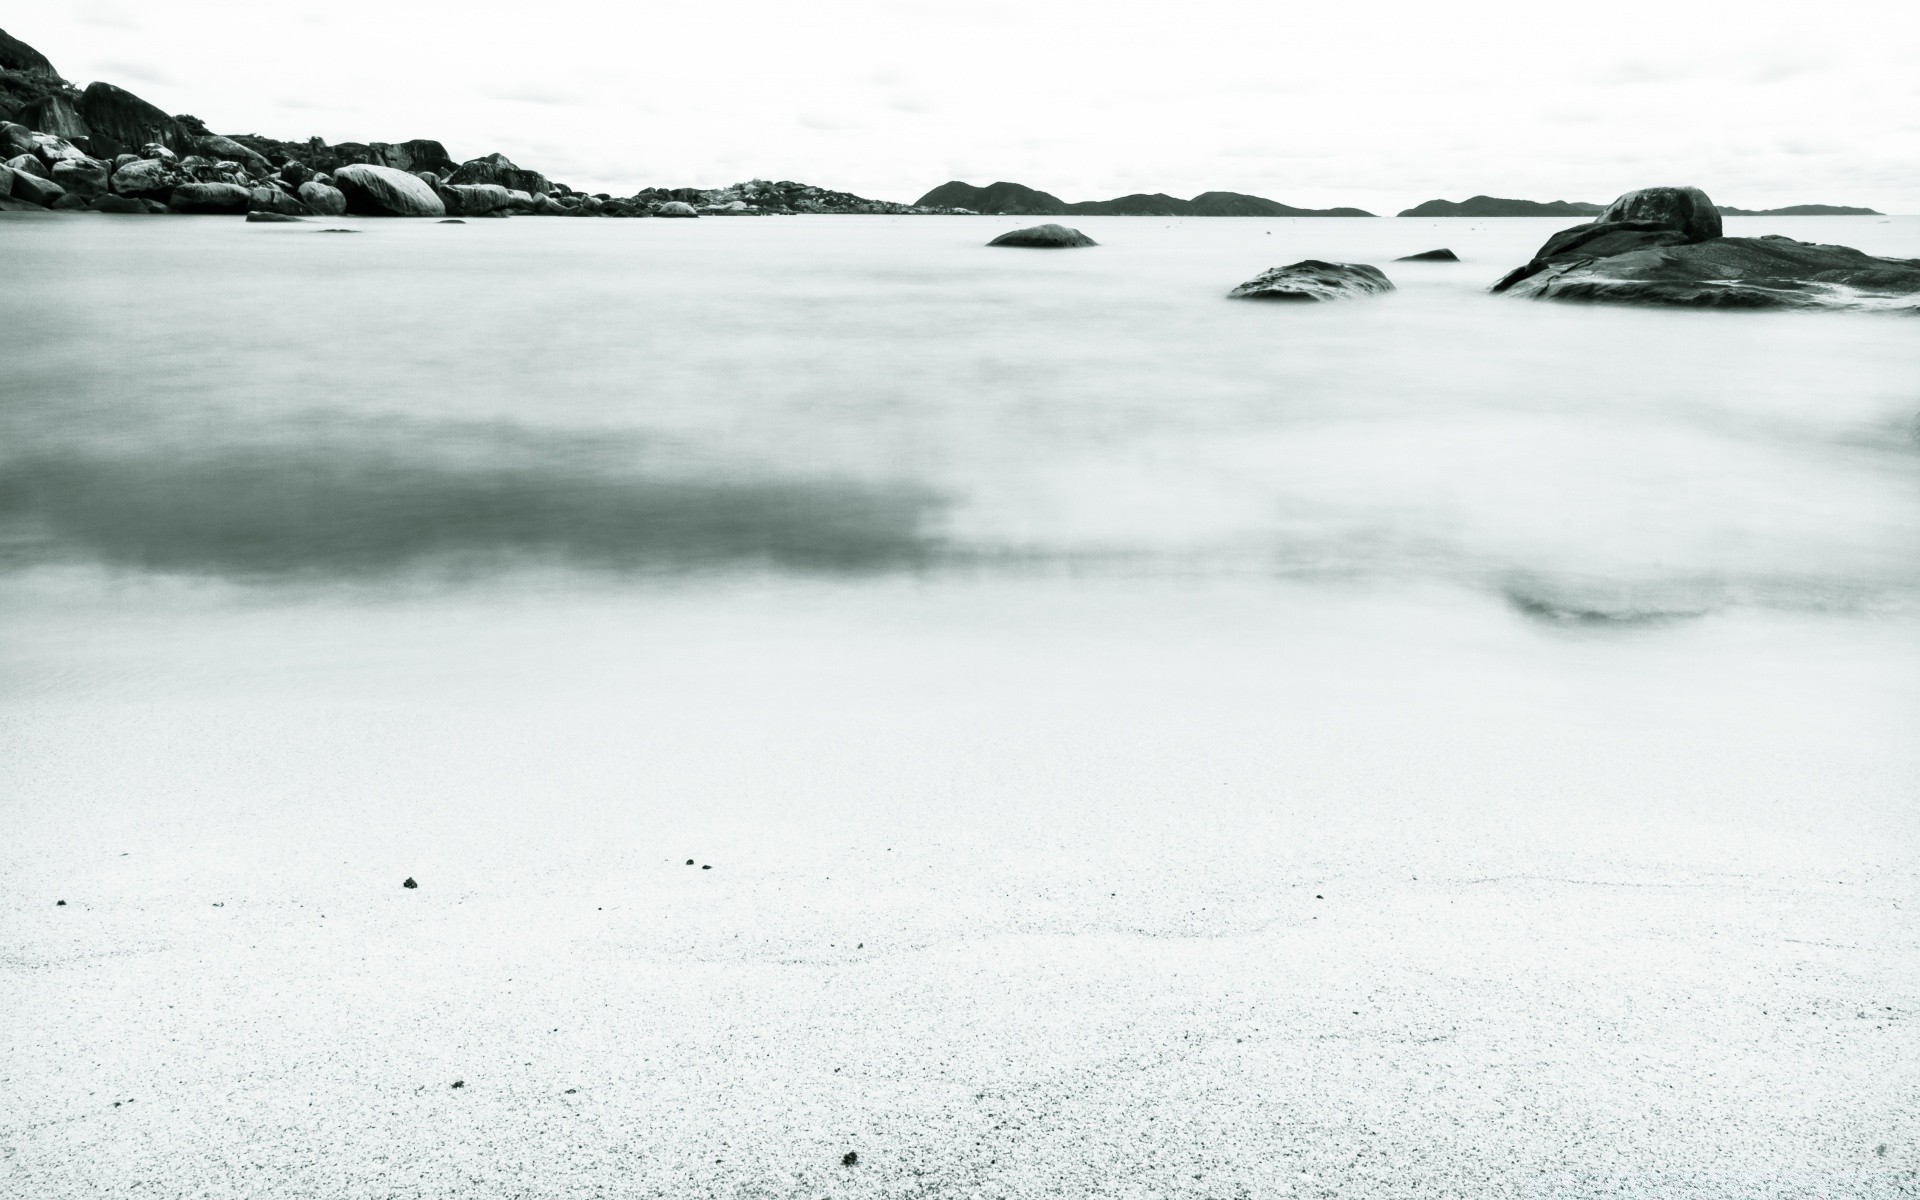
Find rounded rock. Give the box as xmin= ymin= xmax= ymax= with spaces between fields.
xmin=988 ymin=223 xmax=1096 ymax=248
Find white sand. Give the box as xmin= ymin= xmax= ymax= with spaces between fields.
xmin=2 ymin=575 xmax=1916 ymax=1197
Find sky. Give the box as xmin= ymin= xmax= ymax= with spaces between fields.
xmin=16 ymin=0 xmax=1920 ymax=212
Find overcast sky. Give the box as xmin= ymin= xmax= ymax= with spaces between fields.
xmin=19 ymin=0 xmax=1920 ymax=212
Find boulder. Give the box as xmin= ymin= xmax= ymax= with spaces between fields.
xmin=0 ymin=121 xmax=34 ymax=158
xmin=50 ymin=157 xmax=109 ymax=198
xmin=0 ymin=28 xmax=61 ymax=77
xmin=655 ymin=200 xmax=699 ymax=217
xmin=140 ymin=142 xmax=177 ymax=162
xmin=1491 ymin=185 xmax=1920 ymax=310
xmin=278 ymin=160 xmax=312 ymax=188
xmin=448 ymin=152 xmax=550 ymax=195
xmin=194 ymin=134 xmax=272 ymax=175
xmin=9 ymin=169 xmax=63 ymax=206
xmin=20 ymin=94 xmax=90 ymax=144
xmin=31 ymin=133 xmax=91 ymax=163
xmin=167 ymin=182 xmax=252 ymax=214
xmin=296 ymin=180 xmax=347 ymax=215
xmin=1594 ymin=185 xmax=1721 ymax=243
xmin=442 ymin=182 xmax=510 ymax=215
xmin=331 ymin=163 xmax=445 ymax=216
xmin=248 ymin=185 xmax=306 ymax=216
xmin=111 ymin=158 xmax=181 ymax=197
xmin=87 ymin=193 xmax=146 ymax=213
xmin=367 ymin=139 xmax=456 ymax=177
xmin=76 ymin=82 xmax=195 ymax=158
xmin=6 ymin=152 xmax=47 ymax=178
xmin=987 ymin=223 xmax=1096 ymax=247
xmin=50 ymin=192 xmax=89 ymax=210
xmin=1228 ymin=260 xmax=1395 ymax=301
xmin=1396 ymin=248 xmax=1459 ymax=262
xmin=245 ymin=210 xmax=303 ymax=223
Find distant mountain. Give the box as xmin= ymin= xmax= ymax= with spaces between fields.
xmin=916 ymin=180 xmax=1068 ymax=214
xmin=1399 ymin=196 xmax=1604 ymax=217
xmin=1717 ymin=204 xmax=1880 ymax=216
xmin=914 ymin=181 xmax=1374 ymax=217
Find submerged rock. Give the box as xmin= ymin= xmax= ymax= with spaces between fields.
xmin=331 ymin=163 xmax=445 ymax=217
xmin=88 ymin=194 xmax=147 ymax=213
xmin=987 ymin=223 xmax=1096 ymax=248
xmin=1228 ymin=260 xmax=1394 ymax=301
xmin=245 ymin=209 xmax=303 ymax=222
xmin=1493 ymin=185 xmax=1920 ymax=310
xmin=247 ymin=185 xmax=306 ymax=216
xmin=1396 ymin=248 xmax=1459 ymax=262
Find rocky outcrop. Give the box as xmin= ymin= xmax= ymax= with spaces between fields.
xmin=1228 ymin=260 xmax=1394 ymax=301
xmin=1399 ymin=196 xmax=1604 ymax=218
xmin=77 ymin=82 xmax=194 ymax=157
xmin=1492 ymin=186 xmax=1920 ymax=310
xmin=1396 ymin=248 xmax=1459 ymax=261
xmin=20 ymin=93 xmax=87 ymax=142
xmin=0 ymin=28 xmax=58 ymax=77
xmin=1718 ymin=204 xmax=1880 ymax=216
xmin=296 ymin=180 xmax=346 ymax=215
xmin=331 ymin=162 xmax=445 ymax=216
xmin=918 ymin=180 xmax=1375 ymax=217
xmin=167 ymin=181 xmax=251 ymax=213
xmin=987 ymin=223 xmax=1096 ymax=247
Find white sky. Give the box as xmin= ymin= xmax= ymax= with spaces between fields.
xmin=20 ymin=0 xmax=1920 ymax=212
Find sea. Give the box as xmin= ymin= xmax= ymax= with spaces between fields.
xmin=2 ymin=211 xmax=1916 ymax=1198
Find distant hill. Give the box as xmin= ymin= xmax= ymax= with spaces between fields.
xmin=1399 ymin=196 xmax=1604 ymax=217
xmin=916 ymin=181 xmax=1068 ymax=214
xmin=1717 ymin=204 xmax=1880 ymax=216
xmin=914 ymin=181 xmax=1374 ymax=217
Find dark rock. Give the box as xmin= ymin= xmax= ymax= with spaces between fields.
xmin=55 ymin=899 xmax=66 ymax=906
xmin=49 ymin=192 xmax=88 ymax=210
xmin=9 ymin=169 xmax=62 ymax=206
xmin=988 ymin=222 xmax=1096 ymax=248
xmin=1062 ymin=190 xmax=1374 ymax=217
xmin=1398 ymin=195 xmax=1604 ymax=218
xmin=296 ymin=181 xmax=346 ymax=215
xmin=655 ymin=200 xmax=699 ymax=218
xmin=6 ymin=152 xmax=45 ymax=178
xmin=438 ymin=218 xmax=464 ymax=223
xmin=278 ymin=160 xmax=312 ymax=188
xmin=1228 ymin=260 xmax=1394 ymax=301
xmin=0 ymin=121 xmax=34 ymax=157
xmin=915 ymin=180 xmax=1068 ymax=215
xmin=167 ymin=182 xmax=251 ymax=214
xmin=842 ymin=1152 xmax=858 ymax=1166
xmin=0 ymin=28 xmax=60 ymax=77
xmin=76 ymin=82 xmax=194 ymax=158
xmin=1595 ymin=185 xmax=1721 ymax=243
xmin=448 ymin=152 xmax=550 ymax=196
xmin=247 ymin=185 xmax=305 ymax=216
xmin=450 ymin=1079 xmax=464 ymax=1088
xmin=686 ymin=859 xmax=694 ymax=865
xmin=87 ymin=194 xmax=146 ymax=213
xmin=317 ymin=228 xmax=357 ymax=233
xmin=332 ymin=163 xmax=445 ymax=217
xmin=111 ymin=158 xmax=182 ymax=198
xmin=1396 ymin=248 xmax=1459 ymax=262
xmin=20 ymin=93 xmax=90 ymax=144
xmin=365 ymin=139 xmax=456 ymax=178
xmin=195 ymin=134 xmax=272 ymax=175
xmin=246 ymin=210 xmax=303 ymax=222
xmin=702 ymin=864 xmax=712 ymax=870
xmin=1490 ymin=185 xmax=1920 ymax=309
xmin=50 ymin=157 xmax=108 ymax=198
xmin=403 ymin=877 xmax=418 ymax=888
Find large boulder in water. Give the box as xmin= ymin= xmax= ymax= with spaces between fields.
xmin=1228 ymin=260 xmax=1394 ymax=301
xmin=331 ymin=163 xmax=445 ymax=217
xmin=441 ymin=182 xmax=511 ymax=216
xmin=168 ymin=181 xmax=252 ymax=213
xmin=1493 ymin=185 xmax=1920 ymax=310
xmin=987 ymin=223 xmax=1096 ymax=247
xmin=248 ymin=185 xmax=306 ymax=216
xmin=297 ymin=180 xmax=346 ymax=215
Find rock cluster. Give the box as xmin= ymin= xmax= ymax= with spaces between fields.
xmin=1492 ymin=186 xmax=1920 ymax=310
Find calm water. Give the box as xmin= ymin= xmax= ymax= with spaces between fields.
xmin=3 ymin=212 xmax=1918 ymax=1197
